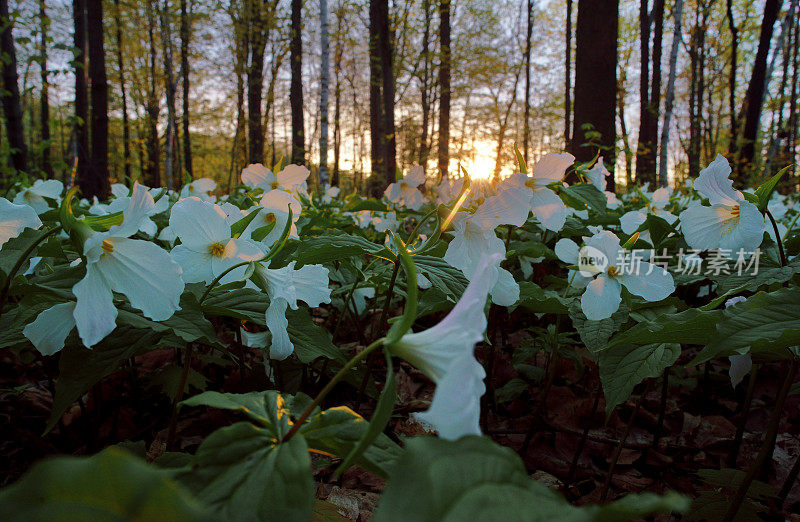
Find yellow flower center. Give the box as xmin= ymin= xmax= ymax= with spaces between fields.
xmin=271 ymin=181 xmax=280 ymax=190
xmin=23 ymin=190 xmax=33 ymax=200
xmin=607 ymin=265 xmax=619 ymax=277
xmin=188 ymin=184 xmax=194 ymax=192
xmin=208 ymin=242 xmax=226 ymax=257
xmin=101 ymin=239 xmax=114 ymax=254
xmin=731 ymin=204 xmax=740 ymax=218
xmin=265 ymin=213 xmax=276 ymax=223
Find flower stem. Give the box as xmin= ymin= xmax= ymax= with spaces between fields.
xmin=282 ymin=338 xmax=385 ymax=443
xmin=722 ymin=358 xmax=798 ymax=522
xmin=166 ymin=345 xmax=193 ymax=450
xmin=0 ymin=225 xmax=62 ymax=316
xmin=199 ymin=261 xmax=251 ymax=303
xmin=727 ymin=363 xmax=759 ymax=468
xmin=766 ymin=209 xmax=787 ymax=267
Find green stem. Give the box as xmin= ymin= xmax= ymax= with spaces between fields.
xmin=199 ymin=261 xmax=251 ymax=303
xmin=766 ymin=209 xmax=787 ymax=267
xmin=406 ymin=206 xmax=438 ymax=245
xmin=282 ymin=338 xmax=385 ymax=443
xmin=0 ymin=225 xmax=62 ymax=315
xmin=722 ymin=358 xmax=798 ymax=522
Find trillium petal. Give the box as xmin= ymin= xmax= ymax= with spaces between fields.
xmin=729 ymin=354 xmax=752 ymax=389
xmin=171 ymin=244 xmax=215 ymax=284
xmin=554 ymin=238 xmax=580 ymax=264
xmin=580 ymin=274 xmax=621 ymax=321
xmin=480 ymin=177 xmax=532 ymax=227
xmin=73 ymin=263 xmax=117 ymax=347
xmin=266 ymin=298 xmax=293 ymax=359
xmin=292 ymin=264 xmax=332 ymax=308
xmin=584 ymin=230 xmax=623 ymax=269
xmin=490 ymin=267 xmax=519 ymax=306
xmin=404 ymin=165 xmax=426 ymax=186
xmin=107 ymin=182 xmax=155 ymax=239
xmin=102 ymin=238 xmax=184 ymax=320
xmin=619 ymin=210 xmax=646 ymax=235
xmin=110 ymin=183 xmax=129 ymax=199
xmin=0 ymin=198 xmax=42 ymax=247
xmin=277 ymin=164 xmax=311 ymax=188
xmin=169 ymin=197 xmax=230 ymax=251
xmin=241 ymin=163 xmax=274 ymax=189
xmin=530 ymin=187 xmax=567 ymax=232
xmin=414 ymin=355 xmax=486 ymax=440
xmin=693 ymin=154 xmax=741 ymax=206
xmin=23 ymin=302 xmax=77 ymax=356
xmin=530 ymin=152 xmax=574 ymax=183
xmin=617 ymin=261 xmax=675 ymax=301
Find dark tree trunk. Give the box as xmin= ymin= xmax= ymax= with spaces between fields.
xmin=73 ymin=0 xmax=88 ymax=185
xmin=160 ymin=0 xmax=179 ymax=189
xmin=437 ymin=0 xmax=451 ymax=179
xmin=635 ymin=0 xmax=664 ymax=184
xmin=112 ymin=0 xmax=130 ymax=181
xmin=180 ymin=0 xmax=192 ymax=176
xmin=737 ymin=0 xmax=783 ymax=179
xmin=378 ymin=0 xmax=395 ymax=185
xmin=290 ymin=0 xmax=305 ymax=164
xmin=369 ymin=0 xmax=384 ymax=182
xmin=332 ymin=2 xmax=344 ymax=186
xmin=570 ymin=0 xmax=618 ymax=190
xmin=418 ymin=0 xmax=431 ymax=167
xmin=523 ymin=0 xmax=533 ymax=165
xmin=645 ymin=0 xmax=664 ymax=177
xmin=0 ymin=0 xmax=27 ymax=175
xmin=726 ymin=0 xmax=739 ymax=148
xmin=565 ymin=0 xmax=572 ymax=150
xmin=687 ymin=1 xmax=708 ymax=178
xmin=248 ymin=0 xmax=272 ymax=165
xmin=145 ymin=2 xmax=160 ymax=186
xmin=85 ymin=0 xmax=110 ymax=199
xmin=39 ymin=0 xmax=52 ymax=177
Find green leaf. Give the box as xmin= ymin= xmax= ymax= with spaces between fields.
xmin=693 ymin=287 xmax=800 ymax=365
xmin=599 ymin=343 xmax=680 ymax=415
xmin=754 ymin=164 xmax=791 ymax=213
xmin=514 ymin=282 xmax=571 ymax=314
xmin=495 ymin=378 xmax=529 ymax=403
xmin=561 ymin=183 xmax=607 ymax=213
xmin=604 ymin=308 xmax=724 ymax=351
xmin=0 ymin=228 xmax=48 ymax=279
xmin=373 ymin=436 xmax=687 ymax=521
xmin=182 ymin=390 xmax=299 ymax=435
xmin=335 ymin=352 xmax=397 ymax=477
xmin=413 ymin=255 xmax=469 ymax=302
xmin=201 ymin=287 xmax=269 ymax=325
xmin=229 ymin=207 xmax=261 ymax=238
xmin=293 ymin=233 xmax=390 ymax=266
xmin=176 ymin=422 xmax=314 ymax=521
xmin=46 ymin=329 xmax=162 ymax=432
xmin=569 ymin=301 xmax=630 ymax=352
xmin=249 ymin=222 xmax=276 ymax=242
xmin=117 ymin=293 xmax=219 ymax=346
xmin=286 ymin=307 xmax=345 ymax=362
xmin=342 ymin=196 xmax=390 ymax=213
xmin=0 ymin=447 xmax=210 ymax=521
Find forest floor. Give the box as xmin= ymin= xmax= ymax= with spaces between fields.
xmin=2 ymin=308 xmax=799 ymax=521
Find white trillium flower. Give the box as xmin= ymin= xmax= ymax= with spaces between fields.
xmin=169 ymin=197 xmax=264 ymax=285
xmin=14 ymin=179 xmax=63 ymax=214
xmin=384 ymin=165 xmax=426 ymax=210
xmin=553 ymin=238 xmax=592 ymax=289
xmin=679 ymin=155 xmax=764 ymax=257
xmin=110 ymin=183 xmax=130 ymax=199
xmin=372 ymin=212 xmax=401 ymax=233
xmin=579 ymin=230 xmax=675 ymax=320
xmin=321 ymin=184 xmax=340 ymax=203
xmin=72 ymin=183 xmax=185 ymax=348
xmin=241 ymin=163 xmax=310 ymax=197
xmin=105 ymin=187 xmax=169 ymax=237
xmin=355 ymin=210 xmax=373 ymax=229
xmin=179 ymin=178 xmax=217 ymax=201
xmin=0 ymin=198 xmax=42 ymax=248
xmin=526 ymin=152 xmax=574 ymax=232
xmin=351 ymin=286 xmax=376 ymax=315
xmin=435 ymin=176 xmax=465 ymax=205
xmin=254 ymin=261 xmax=332 ymax=360
xmin=390 ymin=253 xmax=500 ymax=440
xmin=242 ymin=189 xmax=302 ymax=247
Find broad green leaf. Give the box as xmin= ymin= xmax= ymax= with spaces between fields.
xmin=374 ymin=436 xmax=686 ymax=521
xmin=569 ymin=301 xmax=630 ymax=352
xmin=514 ymin=282 xmax=571 ymax=314
xmin=176 ymin=422 xmax=314 ymax=521
xmin=47 ymin=329 xmax=163 ymax=432
xmin=0 ymin=447 xmax=209 ymax=521
xmin=117 ymin=293 xmax=219 ymax=346
xmin=561 ymin=183 xmax=607 ymax=213
xmin=642 ymin=214 xmax=675 ymax=248
xmin=181 ymin=390 xmax=300 ymax=436
xmin=229 ymin=207 xmax=261 ymax=238
xmin=693 ymin=288 xmax=800 ymax=364
xmin=0 ymin=228 xmax=50 ymax=280
xmin=202 ymin=287 xmax=269 ymax=325
xmin=754 ymin=164 xmax=791 ymax=213
xmin=604 ymin=308 xmax=724 ymax=351
xmin=599 ymin=343 xmax=680 ymax=415
xmin=286 ymin=307 xmax=345 ymax=362
xmin=292 ymin=233 xmax=391 ymax=266
xmin=342 ymin=197 xmax=390 ymax=213
xmin=413 ymin=255 xmax=469 ymax=301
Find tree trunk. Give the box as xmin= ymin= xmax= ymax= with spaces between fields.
xmin=290 ymin=0 xmax=305 ymax=165
xmin=565 ymin=0 xmax=572 ymax=150
xmin=332 ymin=1 xmax=344 ymax=186
xmin=180 ymin=0 xmax=192 ymax=177
xmin=38 ymin=0 xmax=52 ymax=177
xmin=145 ymin=1 xmax=160 ymax=186
xmin=571 ymin=0 xmax=618 ymax=190
xmin=737 ymin=0 xmax=783 ymax=179
xmin=726 ymin=0 xmax=738 ymax=148
xmin=378 ymin=0 xmax=395 ymax=185
xmin=85 ymin=0 xmax=110 ymax=199
xmin=522 ymin=0 xmax=533 ymax=165
xmin=0 ymin=0 xmax=27 ymax=175
xmin=248 ymin=0 xmax=273 ymax=166
xmin=160 ymin=0 xmax=179 ymax=189
xmin=319 ymin=0 xmax=330 ymax=184
xmin=657 ymin=0 xmax=683 ymax=186
xmin=787 ymin=2 xmax=799 ymax=177
xmin=112 ymin=0 xmax=130 ymax=182
xmin=635 ymin=0 xmax=664 ymax=184
xmin=437 ymin=0 xmax=451 ymax=179
xmin=418 ymin=0 xmax=431 ymax=167
xmin=618 ymin=70 xmax=633 ymax=185
xmin=73 ymin=0 xmax=89 ymax=185
xmin=687 ymin=1 xmax=707 ymax=178
xmin=646 ymin=0 xmax=664 ymax=175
